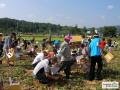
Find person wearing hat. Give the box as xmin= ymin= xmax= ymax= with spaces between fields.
xmin=88 ymin=34 xmax=103 ymax=81
xmin=57 ymin=35 xmax=73 ymax=79
xmin=32 ymin=56 xmax=59 ymax=84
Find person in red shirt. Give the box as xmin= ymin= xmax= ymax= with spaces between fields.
xmin=99 ymin=38 xmax=106 ymax=50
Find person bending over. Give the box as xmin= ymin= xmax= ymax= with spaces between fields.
xmin=32 ymin=56 xmax=59 ymax=84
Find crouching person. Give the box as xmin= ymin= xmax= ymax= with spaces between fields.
xmin=32 ymin=56 xmax=59 ymax=84
xmin=32 ymin=51 xmax=48 ymax=67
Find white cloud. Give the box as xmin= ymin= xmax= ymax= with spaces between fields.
xmin=41 ymin=16 xmax=72 ymax=22
xmin=27 ymin=14 xmax=36 ymax=18
xmin=55 ymin=14 xmax=64 ymax=17
xmin=55 ymin=14 xmax=72 ymax=20
xmin=0 ymin=3 xmax=6 ymax=8
xmin=107 ymin=5 xmax=114 ymax=10
xmin=44 ymin=16 xmax=56 ymax=22
xmin=100 ymin=15 xmax=105 ymax=20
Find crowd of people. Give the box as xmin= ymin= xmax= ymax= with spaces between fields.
xmin=0 ymin=32 xmax=118 ymax=84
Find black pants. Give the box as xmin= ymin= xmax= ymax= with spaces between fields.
xmin=36 ymin=68 xmax=50 ymax=84
xmin=0 ymin=50 xmax=3 ymax=64
xmin=32 ymin=61 xmax=39 ymax=67
xmin=89 ymin=56 xmax=103 ymax=80
xmin=0 ymin=49 xmax=3 ymax=57
xmin=58 ymin=61 xmax=74 ymax=78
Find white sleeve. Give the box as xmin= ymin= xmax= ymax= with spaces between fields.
xmin=32 ymin=53 xmax=44 ymax=64
xmin=32 ymin=54 xmax=41 ymax=64
xmin=33 ymin=62 xmax=43 ymax=75
xmin=44 ymin=65 xmax=50 ymax=73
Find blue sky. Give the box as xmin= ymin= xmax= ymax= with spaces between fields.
xmin=0 ymin=0 xmax=120 ymax=27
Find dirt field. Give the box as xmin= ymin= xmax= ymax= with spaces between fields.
xmin=0 ymin=37 xmax=120 ymax=90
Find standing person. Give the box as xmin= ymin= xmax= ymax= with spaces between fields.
xmin=53 ymin=40 xmax=61 ymax=50
xmin=99 ymin=38 xmax=106 ymax=50
xmin=0 ymin=33 xmax=4 ymax=64
xmin=3 ymin=33 xmax=17 ymax=65
xmin=57 ymin=35 xmax=73 ymax=79
xmin=3 ymin=33 xmax=17 ymax=52
xmin=99 ymin=38 xmax=106 ymax=54
xmin=88 ymin=34 xmax=103 ymax=81
xmin=23 ymin=40 xmax=27 ymax=50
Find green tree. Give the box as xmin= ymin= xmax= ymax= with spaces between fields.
xmin=102 ymin=26 xmax=117 ymax=37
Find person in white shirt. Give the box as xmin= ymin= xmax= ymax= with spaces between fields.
xmin=32 ymin=56 xmax=59 ymax=84
xmin=32 ymin=51 xmax=48 ymax=67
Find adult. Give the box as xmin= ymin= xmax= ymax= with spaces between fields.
xmin=0 ymin=33 xmax=4 ymax=64
xmin=3 ymin=33 xmax=17 ymax=53
xmin=32 ymin=56 xmax=59 ymax=84
xmin=88 ymin=34 xmax=103 ymax=81
xmin=99 ymin=38 xmax=106 ymax=50
xmin=3 ymin=33 xmax=17 ymax=65
xmin=32 ymin=51 xmax=48 ymax=67
xmin=53 ymin=40 xmax=61 ymax=50
xmin=58 ymin=35 xmax=73 ymax=79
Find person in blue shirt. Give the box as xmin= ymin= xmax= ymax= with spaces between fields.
xmin=88 ymin=34 xmax=103 ymax=81
xmin=53 ymin=40 xmax=61 ymax=50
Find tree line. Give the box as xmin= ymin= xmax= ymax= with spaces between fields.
xmin=0 ymin=18 xmax=117 ymax=37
